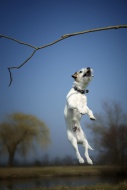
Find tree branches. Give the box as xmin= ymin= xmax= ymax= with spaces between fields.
xmin=1 ymin=25 xmax=127 ymax=86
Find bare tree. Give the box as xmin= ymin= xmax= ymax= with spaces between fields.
xmin=0 ymin=113 xmax=50 ymax=166
xmin=87 ymin=101 xmax=127 ymax=165
xmin=1 ymin=25 xmax=127 ymax=86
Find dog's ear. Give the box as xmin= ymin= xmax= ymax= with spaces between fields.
xmin=72 ymin=72 xmax=78 ymax=80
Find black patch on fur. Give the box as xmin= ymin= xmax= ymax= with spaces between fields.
xmin=73 ymin=127 xmax=80 ymax=132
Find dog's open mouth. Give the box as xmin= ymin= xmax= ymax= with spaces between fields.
xmin=83 ymin=69 xmax=91 ymax=77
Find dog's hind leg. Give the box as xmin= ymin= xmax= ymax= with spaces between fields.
xmin=72 ymin=140 xmax=85 ymax=164
xmin=67 ymin=131 xmax=84 ymax=164
xmin=83 ymin=139 xmax=93 ymax=165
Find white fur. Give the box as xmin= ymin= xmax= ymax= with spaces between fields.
xmin=64 ymin=68 xmax=96 ymax=164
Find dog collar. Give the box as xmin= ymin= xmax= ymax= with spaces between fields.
xmin=74 ymin=86 xmax=89 ymax=94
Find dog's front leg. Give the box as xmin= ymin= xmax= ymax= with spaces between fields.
xmin=67 ymin=97 xmax=88 ymax=115
xmin=85 ymin=106 xmax=96 ymax=120
xmin=67 ymin=96 xmax=95 ymax=120
xmin=74 ymin=104 xmax=96 ymax=120
xmin=70 ymin=104 xmax=96 ymax=120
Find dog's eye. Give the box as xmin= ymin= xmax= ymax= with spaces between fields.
xmin=79 ymin=71 xmax=83 ymax=73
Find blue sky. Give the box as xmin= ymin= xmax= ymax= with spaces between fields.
xmin=0 ymin=0 xmax=127 ymax=163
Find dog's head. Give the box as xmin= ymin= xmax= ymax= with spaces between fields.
xmin=72 ymin=67 xmax=94 ymax=84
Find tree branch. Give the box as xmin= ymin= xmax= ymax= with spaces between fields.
xmin=0 ymin=34 xmax=37 ymax=49
xmin=61 ymin=25 xmax=127 ymax=38
xmin=1 ymin=25 xmax=127 ymax=86
xmin=8 ymin=49 xmax=37 ymax=86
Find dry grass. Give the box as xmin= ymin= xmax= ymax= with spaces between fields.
xmin=0 ymin=165 xmax=126 ymax=179
xmin=11 ymin=182 xmax=127 ymax=190
xmin=0 ymin=166 xmax=127 ymax=190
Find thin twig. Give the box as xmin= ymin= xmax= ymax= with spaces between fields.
xmin=8 ymin=49 xmax=37 ymax=86
xmin=8 ymin=68 xmax=13 ymax=87
xmin=61 ymin=25 xmax=127 ymax=38
xmin=38 ymin=38 xmax=64 ymax=49
xmin=1 ymin=25 xmax=127 ymax=86
xmin=0 ymin=34 xmax=37 ymax=49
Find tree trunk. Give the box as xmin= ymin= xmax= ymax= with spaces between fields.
xmin=8 ymin=150 xmax=15 ymax=167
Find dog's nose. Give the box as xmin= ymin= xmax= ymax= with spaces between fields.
xmin=87 ymin=67 xmax=90 ymax=70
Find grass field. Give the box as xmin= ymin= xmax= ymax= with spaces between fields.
xmin=0 ymin=166 xmax=127 ymax=190
xmin=0 ymin=165 xmax=126 ymax=179
xmin=12 ymin=182 xmax=127 ymax=190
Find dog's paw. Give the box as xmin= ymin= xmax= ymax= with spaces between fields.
xmin=90 ymin=116 xmax=96 ymax=120
xmin=87 ymin=158 xmax=93 ymax=165
xmin=79 ymin=157 xmax=85 ymax=164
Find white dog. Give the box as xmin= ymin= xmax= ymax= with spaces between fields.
xmin=64 ymin=67 xmax=96 ymax=164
